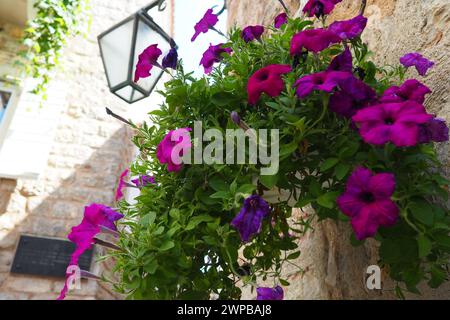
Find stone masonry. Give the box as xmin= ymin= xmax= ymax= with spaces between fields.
xmin=228 ymin=0 xmax=450 ymax=299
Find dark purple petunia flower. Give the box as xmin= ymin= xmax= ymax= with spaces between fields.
xmin=134 ymin=44 xmax=162 ymax=82
xmin=200 ymin=43 xmax=232 ymax=74
xmin=418 ymin=118 xmax=449 ymax=144
xmin=231 ymin=195 xmax=271 ymax=242
xmin=337 ymin=167 xmax=399 ymax=240
xmin=294 ymin=70 xmax=351 ymax=99
xmin=290 ymin=28 xmax=342 ymax=54
xmin=247 ymin=64 xmax=292 ymax=105
xmin=380 ymin=79 xmax=431 ymax=104
xmin=328 ymin=15 xmax=368 ymax=40
xmin=162 ymin=48 xmax=178 ymax=70
xmin=303 ymin=0 xmax=342 ymax=18
xmin=241 ymin=25 xmax=265 ymax=43
xmin=352 ymin=101 xmax=433 ymax=147
xmin=191 ymin=9 xmax=219 ymax=42
xmin=230 ymin=111 xmax=241 ymax=125
xmin=400 ymin=52 xmax=434 ymax=76
xmin=330 ymin=76 xmax=377 ymax=118
xmin=256 ymin=286 xmax=284 ymax=300
xmin=274 ymin=12 xmax=288 ymax=28
xmin=131 ymin=175 xmax=156 ymax=188
xmin=328 ymin=46 xmax=353 ymax=72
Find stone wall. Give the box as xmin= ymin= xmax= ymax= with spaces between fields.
xmin=0 ymin=0 xmax=166 ymax=300
xmin=228 ymin=0 xmax=450 ymax=299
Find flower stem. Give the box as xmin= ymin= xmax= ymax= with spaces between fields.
xmin=105 ymin=107 xmax=134 ymax=127
xmin=277 ymin=0 xmax=289 ymax=14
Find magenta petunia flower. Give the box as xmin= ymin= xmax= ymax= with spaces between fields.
xmin=380 ymin=79 xmax=431 ymax=104
xmin=57 ymin=204 xmax=123 ymax=300
xmin=256 ymin=286 xmax=284 ymax=300
xmin=400 ymin=52 xmax=434 ymax=76
xmin=290 ymin=28 xmax=342 ymax=54
xmin=191 ymin=9 xmax=219 ymax=42
xmin=241 ymin=25 xmax=265 ymax=43
xmin=418 ymin=118 xmax=449 ymax=144
xmin=200 ymin=43 xmax=232 ymax=74
xmin=352 ymin=101 xmax=433 ymax=147
xmin=162 ymin=48 xmax=178 ymax=70
xmin=131 ymin=175 xmax=156 ymax=188
xmin=156 ymin=128 xmax=192 ymax=172
xmin=294 ymin=70 xmax=351 ymax=99
xmin=337 ymin=167 xmax=399 ymax=240
xmin=328 ymin=46 xmax=353 ymax=72
xmin=134 ymin=44 xmax=162 ymax=82
xmin=231 ymin=195 xmax=271 ymax=242
xmin=330 ymin=76 xmax=376 ymax=118
xmin=115 ymin=169 xmax=129 ymax=201
xmin=274 ymin=12 xmax=288 ymax=28
xmin=328 ymin=15 xmax=368 ymax=40
xmin=303 ymin=0 xmax=342 ymax=18
xmin=247 ymin=64 xmax=292 ymax=105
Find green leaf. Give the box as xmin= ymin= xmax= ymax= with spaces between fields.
xmin=417 ymin=234 xmax=432 ymax=258
xmin=159 ymin=240 xmax=175 ymax=252
xmin=334 ymin=163 xmax=351 ymax=180
xmin=295 ymin=198 xmax=313 ymax=208
xmin=410 ymin=199 xmax=434 ymax=226
xmin=208 ymin=176 xmax=229 ymax=192
xmin=186 ymin=215 xmax=215 ymax=231
xmin=287 ymin=251 xmax=301 ymax=260
xmin=211 ymin=92 xmax=236 ymax=106
xmin=320 ymin=158 xmax=339 ymax=172
xmin=317 ymin=192 xmax=340 ymax=209
xmin=210 ymin=191 xmax=230 ymax=199
xmin=140 ymin=212 xmax=156 ymax=226
xmin=379 ymin=237 xmax=418 ymax=264
xmin=279 ymin=278 xmax=290 ymax=286
xmin=259 ymin=174 xmax=278 ymax=189
xmin=237 ymin=184 xmax=256 ymax=195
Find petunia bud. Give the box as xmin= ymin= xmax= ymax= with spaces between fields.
xmin=231 ymin=111 xmax=241 ymax=125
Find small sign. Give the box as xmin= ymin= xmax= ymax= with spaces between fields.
xmin=11 ymin=235 xmax=93 ymax=278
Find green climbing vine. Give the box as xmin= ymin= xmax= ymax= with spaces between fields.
xmin=17 ymin=0 xmax=91 ymax=98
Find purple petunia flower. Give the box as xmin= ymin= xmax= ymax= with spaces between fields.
xmin=274 ymin=12 xmax=288 ymax=28
xmin=162 ymin=48 xmax=178 ymax=70
xmin=330 ymin=76 xmax=377 ymax=118
xmin=191 ymin=9 xmax=219 ymax=42
xmin=352 ymin=101 xmax=433 ymax=147
xmin=131 ymin=175 xmax=156 ymax=188
xmin=115 ymin=169 xmax=129 ymax=201
xmin=380 ymin=79 xmax=432 ymax=104
xmin=134 ymin=44 xmax=162 ymax=82
xmin=418 ymin=118 xmax=449 ymax=144
xmin=328 ymin=15 xmax=368 ymax=40
xmin=231 ymin=195 xmax=271 ymax=242
xmin=200 ymin=43 xmax=232 ymax=74
xmin=290 ymin=28 xmax=342 ymax=54
xmin=242 ymin=25 xmax=265 ymax=43
xmin=294 ymin=70 xmax=351 ymax=99
xmin=247 ymin=64 xmax=292 ymax=105
xmin=57 ymin=204 xmax=123 ymax=300
xmin=303 ymin=0 xmax=342 ymax=18
xmin=328 ymin=46 xmax=353 ymax=72
xmin=337 ymin=167 xmax=399 ymax=240
xmin=156 ymin=128 xmax=192 ymax=173
xmin=400 ymin=52 xmax=434 ymax=76
xmin=256 ymin=286 xmax=284 ymax=300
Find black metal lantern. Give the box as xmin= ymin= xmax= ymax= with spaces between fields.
xmin=98 ymin=0 xmax=176 ymax=104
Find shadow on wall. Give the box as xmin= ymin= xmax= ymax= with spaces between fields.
xmin=0 ymin=125 xmax=133 ymax=300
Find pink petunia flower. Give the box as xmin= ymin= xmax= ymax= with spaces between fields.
xmin=303 ymin=0 xmax=342 ymax=18
xmin=247 ymin=64 xmax=292 ymax=105
xmin=327 ymin=46 xmax=353 ymax=72
xmin=115 ymin=169 xmax=129 ymax=201
xmin=337 ymin=167 xmax=399 ymax=240
xmin=380 ymin=79 xmax=432 ymax=104
xmin=241 ymin=25 xmax=265 ymax=43
xmin=328 ymin=15 xmax=368 ymax=40
xmin=256 ymin=286 xmax=284 ymax=300
xmin=191 ymin=9 xmax=219 ymax=42
xmin=131 ymin=175 xmax=156 ymax=188
xmin=400 ymin=52 xmax=434 ymax=76
xmin=134 ymin=44 xmax=162 ymax=83
xmin=352 ymin=101 xmax=433 ymax=147
xmin=156 ymin=128 xmax=192 ymax=172
xmin=274 ymin=12 xmax=288 ymax=29
xmin=294 ymin=70 xmax=351 ymax=99
xmin=200 ymin=43 xmax=232 ymax=74
xmin=418 ymin=118 xmax=449 ymax=144
xmin=290 ymin=28 xmax=342 ymax=54
xmin=57 ymin=204 xmax=123 ymax=300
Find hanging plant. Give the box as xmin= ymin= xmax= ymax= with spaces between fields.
xmin=58 ymin=0 xmax=450 ymax=300
xmin=16 ymin=0 xmax=90 ymax=98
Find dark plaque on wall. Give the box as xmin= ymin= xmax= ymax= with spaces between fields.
xmin=11 ymin=235 xmax=93 ymax=278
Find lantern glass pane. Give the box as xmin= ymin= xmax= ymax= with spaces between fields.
xmin=99 ymin=18 xmax=135 ymax=88
xmin=132 ymin=19 xmax=171 ymax=93
xmin=115 ymin=86 xmax=133 ymax=101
